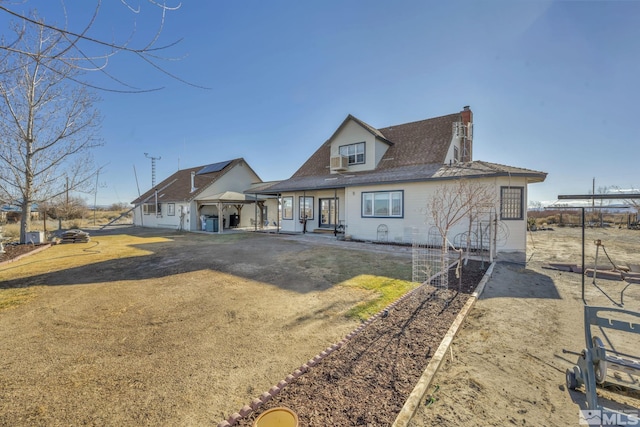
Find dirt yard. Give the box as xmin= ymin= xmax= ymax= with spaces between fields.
xmin=409 ymin=225 xmax=640 ymax=426
xmin=1 ymin=225 xmax=638 ymax=426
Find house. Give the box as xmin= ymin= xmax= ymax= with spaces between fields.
xmin=0 ymin=203 xmax=40 ymax=223
xmin=256 ymin=106 xmax=546 ymax=260
xmin=131 ymin=158 xmax=278 ymax=233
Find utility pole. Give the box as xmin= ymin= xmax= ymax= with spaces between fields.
xmin=144 ymin=153 xmax=162 ymax=187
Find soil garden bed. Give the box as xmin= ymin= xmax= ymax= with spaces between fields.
xmin=0 ymin=243 xmax=49 ymax=264
xmin=232 ymin=261 xmax=487 ymax=427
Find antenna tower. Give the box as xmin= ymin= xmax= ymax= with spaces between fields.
xmin=144 ymin=153 xmax=161 ymax=187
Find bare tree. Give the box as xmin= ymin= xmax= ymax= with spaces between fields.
xmin=428 ymin=178 xmax=497 ymax=267
xmin=0 ymin=1 xmax=201 ymax=92
xmin=0 ymin=16 xmax=102 ymax=243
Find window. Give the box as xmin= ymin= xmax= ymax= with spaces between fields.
xmin=282 ymin=197 xmax=293 ymax=220
xmin=501 ymin=187 xmax=523 ymax=220
xmin=339 ymin=142 xmax=365 ymax=165
xmin=167 ymin=203 xmax=176 ymax=216
xmin=299 ymin=196 xmax=314 ymax=220
xmin=362 ymin=191 xmax=403 ymax=218
xmin=454 ymin=146 xmax=459 ymax=162
xmin=143 ymin=203 xmax=157 ymax=215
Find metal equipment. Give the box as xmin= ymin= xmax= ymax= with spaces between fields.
xmin=565 ymin=305 xmax=640 ymax=425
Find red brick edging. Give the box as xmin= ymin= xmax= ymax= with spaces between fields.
xmin=216 ymin=275 xmax=447 ymax=427
xmin=0 ymin=243 xmax=51 ymax=267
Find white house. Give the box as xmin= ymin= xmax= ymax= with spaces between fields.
xmin=256 ymin=106 xmax=547 ymax=260
xmin=131 ymin=158 xmax=278 ymax=233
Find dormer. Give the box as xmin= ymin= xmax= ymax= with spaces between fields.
xmin=327 ymin=115 xmax=393 ymax=174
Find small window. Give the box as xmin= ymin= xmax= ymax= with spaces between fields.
xmin=167 ymin=203 xmax=176 ymax=216
xmin=282 ymin=197 xmax=293 ymax=220
xmin=454 ymin=146 xmax=459 ymax=162
xmin=362 ymin=191 xmax=403 ymax=218
xmin=339 ymin=142 xmax=365 ymax=165
xmin=501 ymin=187 xmax=523 ymax=220
xmin=143 ymin=203 xmax=157 ymax=215
xmin=299 ymin=196 xmax=314 ymax=220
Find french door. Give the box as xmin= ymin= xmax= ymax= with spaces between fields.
xmin=319 ymin=198 xmax=338 ymax=228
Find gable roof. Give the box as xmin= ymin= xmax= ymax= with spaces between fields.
xmin=256 ymin=109 xmax=547 ymax=194
xmin=288 ymin=112 xmax=460 ymax=179
xmin=131 ymin=158 xmax=254 ymax=204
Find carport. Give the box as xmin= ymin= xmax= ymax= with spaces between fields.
xmin=196 ymin=191 xmax=263 ymax=234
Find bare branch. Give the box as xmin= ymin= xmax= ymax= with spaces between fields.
xmin=0 ymin=1 xmax=209 ymax=91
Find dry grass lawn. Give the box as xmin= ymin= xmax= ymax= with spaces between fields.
xmin=0 ymin=227 xmax=414 ymax=426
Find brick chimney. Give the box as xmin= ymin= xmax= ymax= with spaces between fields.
xmin=460 ymin=106 xmax=473 ymax=162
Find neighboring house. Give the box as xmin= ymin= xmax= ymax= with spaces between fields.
xmin=131 ymin=158 xmax=277 ymax=232
xmin=0 ymin=203 xmax=39 ymax=223
xmin=256 ymin=106 xmax=546 ymax=259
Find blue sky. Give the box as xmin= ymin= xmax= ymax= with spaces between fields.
xmin=2 ymin=1 xmax=639 ymax=206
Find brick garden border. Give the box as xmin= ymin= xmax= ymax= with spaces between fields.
xmin=0 ymin=243 xmax=51 ymax=267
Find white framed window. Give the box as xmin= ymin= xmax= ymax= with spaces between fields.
xmin=167 ymin=203 xmax=176 ymax=216
xmin=362 ymin=191 xmax=403 ymax=218
xmin=454 ymin=146 xmax=459 ymax=162
xmin=282 ymin=197 xmax=293 ymax=220
xmin=339 ymin=142 xmax=365 ymax=165
xmin=299 ymin=196 xmax=314 ymax=220
xmin=501 ymin=187 xmax=523 ymax=220
xmin=142 ymin=203 xmax=157 ymax=215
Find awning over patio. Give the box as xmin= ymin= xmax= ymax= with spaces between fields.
xmin=196 ymin=191 xmax=268 ymax=234
xmin=197 ymin=191 xmax=263 ymax=205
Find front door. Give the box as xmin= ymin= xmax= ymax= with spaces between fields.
xmin=319 ymin=198 xmax=338 ymax=229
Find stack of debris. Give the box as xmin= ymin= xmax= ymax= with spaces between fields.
xmin=60 ymin=229 xmax=90 ymax=244
xmin=544 ymin=262 xmax=640 ymax=283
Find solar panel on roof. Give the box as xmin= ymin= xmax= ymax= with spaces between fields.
xmin=196 ymin=160 xmax=232 ymax=175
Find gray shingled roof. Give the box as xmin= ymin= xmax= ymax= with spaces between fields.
xmin=261 ymin=161 xmax=546 ymax=193
xmin=290 ymin=112 xmax=459 ymax=178
xmin=257 ymin=111 xmax=545 ymax=194
xmin=132 ymin=158 xmax=250 ymax=204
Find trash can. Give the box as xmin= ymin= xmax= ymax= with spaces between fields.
xmin=253 ymin=407 xmax=298 ymax=427
xmin=205 ymin=217 xmax=219 ymax=232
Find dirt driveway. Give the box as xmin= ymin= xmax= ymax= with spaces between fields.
xmin=0 ymin=228 xmax=413 ymax=426
xmin=409 ymin=226 xmax=640 ymax=426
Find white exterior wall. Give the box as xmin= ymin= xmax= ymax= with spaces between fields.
xmin=494 ymin=176 xmax=529 ymax=253
xmin=133 ymin=202 xmax=190 ymax=230
xmin=342 ymin=177 xmax=530 ymax=256
xmin=329 ymin=121 xmax=390 ymax=173
xmin=278 ymin=190 xmax=345 ymax=233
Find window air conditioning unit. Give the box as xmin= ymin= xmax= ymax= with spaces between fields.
xmin=330 ymin=155 xmax=349 ymax=171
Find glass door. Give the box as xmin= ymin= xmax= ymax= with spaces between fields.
xmin=319 ymin=198 xmax=338 ymax=228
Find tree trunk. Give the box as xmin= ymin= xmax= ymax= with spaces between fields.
xmin=20 ymin=200 xmax=31 ymax=244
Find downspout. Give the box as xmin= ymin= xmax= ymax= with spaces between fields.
xmin=277 ymin=193 xmax=280 ymax=234
xmin=155 ymin=189 xmax=159 ymax=219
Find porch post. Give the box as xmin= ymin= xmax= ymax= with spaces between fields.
xmin=302 ymin=190 xmax=306 ymax=234
xmin=217 ymin=202 xmax=223 ymax=234
xmin=333 ymin=188 xmax=337 ymax=236
xmin=254 ymin=194 xmax=258 ymax=231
